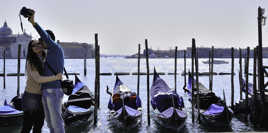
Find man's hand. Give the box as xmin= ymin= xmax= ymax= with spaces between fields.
xmin=28 ymin=13 xmax=36 ymax=26
xmin=56 ymin=73 xmax=63 ymax=80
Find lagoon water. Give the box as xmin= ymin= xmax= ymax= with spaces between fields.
xmin=0 ymin=58 xmax=267 ymax=133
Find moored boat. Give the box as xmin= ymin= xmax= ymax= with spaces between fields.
xmin=107 ymin=76 xmax=142 ymax=129
xmin=185 ymin=73 xmax=233 ymax=128
xmin=0 ymin=98 xmax=23 ymax=127
xmin=184 ymin=73 xmax=220 ymax=109
xmin=199 ymin=101 xmax=233 ymax=129
xmin=62 ymin=75 xmax=95 ymax=125
xmin=151 ymin=69 xmax=187 ymax=130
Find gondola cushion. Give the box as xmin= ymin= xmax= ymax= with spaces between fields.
xmin=203 ymin=104 xmax=224 ymax=115
xmin=67 ymin=105 xmax=89 ymax=113
xmin=152 ymin=94 xmax=184 ymax=112
xmin=68 ymin=85 xmax=94 ymax=109
xmin=0 ymin=105 xmax=17 ymax=113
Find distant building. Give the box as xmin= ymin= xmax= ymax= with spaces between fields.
xmin=0 ymin=21 xmax=94 ymax=59
xmin=129 ymin=46 xmax=268 ymax=58
xmin=0 ymin=21 xmax=31 ymax=58
xmin=58 ymin=41 xmax=94 ymax=59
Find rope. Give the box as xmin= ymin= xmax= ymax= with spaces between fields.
xmin=19 ymin=14 xmax=24 ymax=33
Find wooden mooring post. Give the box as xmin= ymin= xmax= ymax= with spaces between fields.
xmin=245 ymin=47 xmax=250 ymax=107
xmin=209 ymin=46 xmax=214 ymax=91
xmin=17 ymin=45 xmax=21 ymax=96
xmin=244 ymin=55 xmax=247 ymax=76
xmin=208 ymin=51 xmax=211 ymax=91
xmin=231 ymin=47 xmax=234 ymax=108
xmin=145 ymin=39 xmax=150 ymax=126
xmin=3 ymin=49 xmax=6 ymax=89
xmin=183 ymin=50 xmax=186 ymax=91
xmin=252 ymin=46 xmax=259 ymax=123
xmin=97 ymin=44 xmax=100 ymax=109
xmin=174 ymin=46 xmax=177 ymax=92
xmin=137 ymin=44 xmax=141 ymax=96
xmin=84 ymin=55 xmax=87 ymax=76
xmin=94 ymin=33 xmax=100 ymax=126
xmin=195 ymin=48 xmax=200 ymax=121
xmin=253 ymin=47 xmax=257 ymax=95
xmin=257 ymin=6 xmax=265 ymax=104
xmin=239 ymin=48 xmax=243 ymax=101
xmin=191 ymin=38 xmax=195 ymax=124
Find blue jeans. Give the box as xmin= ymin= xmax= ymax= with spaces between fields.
xmin=42 ymin=88 xmax=65 ymax=133
xmin=22 ymin=92 xmax=44 ymax=133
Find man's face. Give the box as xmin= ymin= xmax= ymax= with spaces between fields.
xmin=40 ymin=40 xmax=48 ymax=49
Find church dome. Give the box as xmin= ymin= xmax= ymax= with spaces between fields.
xmin=0 ymin=21 xmax=12 ymax=36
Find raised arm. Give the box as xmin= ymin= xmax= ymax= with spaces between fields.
xmin=28 ymin=14 xmax=57 ymax=49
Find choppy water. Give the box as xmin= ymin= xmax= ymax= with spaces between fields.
xmin=0 ymin=58 xmax=267 ymax=133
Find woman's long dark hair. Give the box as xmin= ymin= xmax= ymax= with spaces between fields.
xmin=26 ymin=40 xmax=45 ymax=74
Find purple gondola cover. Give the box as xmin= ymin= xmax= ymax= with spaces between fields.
xmin=72 ymin=82 xmax=84 ymax=95
xmin=125 ymin=105 xmax=142 ymax=117
xmin=0 ymin=105 xmax=17 ymax=114
xmin=0 ymin=100 xmax=17 ymax=114
xmin=67 ymin=105 xmax=90 ymax=113
xmin=151 ymin=70 xmax=172 ymax=98
xmin=159 ymin=107 xmax=187 ymax=119
xmin=151 ymin=69 xmax=184 ymax=112
xmin=203 ymin=104 xmax=224 ymax=115
xmin=71 ymin=75 xmax=85 ymax=94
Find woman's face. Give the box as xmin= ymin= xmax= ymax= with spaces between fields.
xmin=32 ymin=41 xmax=43 ymax=55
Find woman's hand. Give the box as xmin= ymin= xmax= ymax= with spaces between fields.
xmin=28 ymin=13 xmax=36 ymax=26
xmin=56 ymin=73 xmax=63 ymax=80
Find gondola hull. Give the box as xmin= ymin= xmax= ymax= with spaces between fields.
xmin=199 ymin=104 xmax=233 ymax=129
xmin=62 ymin=76 xmax=95 ymax=125
xmin=200 ymin=112 xmax=232 ymax=129
xmin=0 ymin=106 xmax=23 ymax=127
xmin=151 ymin=69 xmax=187 ymax=130
xmin=190 ymin=92 xmax=220 ymax=110
xmin=249 ymin=94 xmax=268 ymax=128
xmin=185 ymin=74 xmax=220 ymax=110
xmin=231 ymin=100 xmax=251 ymax=122
xmin=0 ymin=98 xmax=23 ymax=127
xmin=62 ymin=105 xmax=94 ymax=125
xmin=152 ymin=107 xmax=186 ymax=130
xmin=108 ymin=76 xmax=142 ymax=129
xmin=108 ymin=106 xmax=142 ymax=129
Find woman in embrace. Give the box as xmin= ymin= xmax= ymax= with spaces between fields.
xmin=21 ymin=40 xmax=62 ymax=133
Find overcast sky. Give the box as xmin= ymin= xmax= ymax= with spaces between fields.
xmin=0 ymin=0 xmax=267 ymax=55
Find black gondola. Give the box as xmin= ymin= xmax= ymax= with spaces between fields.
xmin=62 ymin=75 xmax=95 ymax=125
xmin=232 ymin=78 xmax=252 ymax=122
xmin=187 ymin=74 xmax=233 ymax=128
xmin=184 ymin=73 xmax=220 ymax=109
xmin=233 ymin=78 xmax=268 ymax=128
xmin=0 ymin=96 xmax=23 ymax=126
xmin=151 ymin=69 xmax=187 ymax=130
xmin=107 ymin=76 xmax=142 ymax=129
xmin=199 ymin=101 xmax=233 ymax=129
